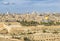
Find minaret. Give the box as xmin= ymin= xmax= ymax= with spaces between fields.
xmin=32 ymin=11 xmax=37 ymax=14
xmin=6 ymin=11 xmax=9 ymax=14
xmin=31 ymin=11 xmax=38 ymax=16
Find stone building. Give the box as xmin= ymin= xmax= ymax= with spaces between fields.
xmin=28 ymin=33 xmax=60 ymax=41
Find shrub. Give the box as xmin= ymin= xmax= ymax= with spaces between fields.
xmin=40 ymin=20 xmax=54 ymax=26
xmin=19 ymin=20 xmax=40 ymax=26
xmin=52 ymin=30 xmax=59 ymax=34
xmin=11 ymin=33 xmax=21 ymax=39
xmin=42 ymin=29 xmax=47 ymax=33
xmin=24 ymin=37 xmax=31 ymax=41
xmin=56 ymin=22 xmax=60 ymax=25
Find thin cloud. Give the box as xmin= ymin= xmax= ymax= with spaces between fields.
xmin=0 ymin=0 xmax=60 ymax=13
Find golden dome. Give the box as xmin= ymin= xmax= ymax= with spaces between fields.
xmin=45 ymin=16 xmax=49 ymax=20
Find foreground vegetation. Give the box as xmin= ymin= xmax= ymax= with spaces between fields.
xmin=17 ymin=20 xmax=40 ymax=26
xmin=17 ymin=20 xmax=60 ymax=26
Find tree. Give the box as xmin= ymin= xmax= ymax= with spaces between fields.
xmin=19 ymin=20 xmax=40 ymax=26
xmin=24 ymin=37 xmax=31 ymax=41
xmin=42 ymin=29 xmax=47 ymax=33
xmin=52 ymin=30 xmax=59 ymax=34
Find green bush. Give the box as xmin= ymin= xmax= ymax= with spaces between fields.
xmin=52 ymin=30 xmax=59 ymax=34
xmin=19 ymin=20 xmax=40 ymax=26
xmin=40 ymin=21 xmax=54 ymax=26
xmin=42 ymin=29 xmax=47 ymax=33
xmin=24 ymin=37 xmax=31 ymax=41
xmin=56 ymin=22 xmax=60 ymax=25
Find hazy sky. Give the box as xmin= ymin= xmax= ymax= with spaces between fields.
xmin=0 ymin=0 xmax=60 ymax=13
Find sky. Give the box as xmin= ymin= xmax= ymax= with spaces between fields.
xmin=0 ymin=0 xmax=60 ymax=13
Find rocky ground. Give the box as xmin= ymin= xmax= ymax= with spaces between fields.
xmin=0 ymin=22 xmax=60 ymax=41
